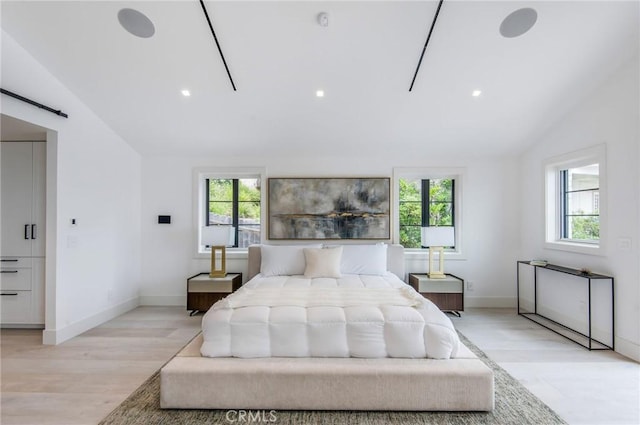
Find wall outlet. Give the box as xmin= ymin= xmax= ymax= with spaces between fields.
xmin=467 ymin=281 xmax=474 ymax=291
xmin=618 ymin=238 xmax=632 ymax=251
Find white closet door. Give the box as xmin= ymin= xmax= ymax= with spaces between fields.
xmin=31 ymin=142 xmax=46 ymax=257
xmin=1 ymin=142 xmax=34 ymax=257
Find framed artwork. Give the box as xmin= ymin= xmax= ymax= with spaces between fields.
xmin=268 ymin=177 xmax=390 ymax=240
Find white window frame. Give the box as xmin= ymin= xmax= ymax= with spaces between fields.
xmin=393 ymin=167 xmax=466 ymax=260
xmin=544 ymin=145 xmax=606 ymax=256
xmin=193 ymin=167 xmax=266 ymax=258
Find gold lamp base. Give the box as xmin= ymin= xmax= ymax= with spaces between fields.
xmin=428 ymin=246 xmax=447 ymax=279
xmin=209 ymin=245 xmax=227 ymax=278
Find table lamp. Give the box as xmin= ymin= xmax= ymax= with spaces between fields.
xmin=421 ymin=226 xmax=454 ymax=279
xmin=201 ymin=225 xmax=235 ymax=277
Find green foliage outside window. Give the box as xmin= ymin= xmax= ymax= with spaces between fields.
xmin=569 ymin=215 xmax=599 ymax=241
xmin=208 ymin=179 xmax=261 ymax=221
xmin=399 ymin=179 xmax=421 ymax=248
xmin=399 ymin=178 xmax=454 ymax=248
xmin=562 ymin=166 xmax=599 ymax=242
xmin=429 ymin=179 xmax=453 ymax=226
xmin=208 ymin=179 xmax=232 ymax=218
xmin=207 ymin=178 xmax=261 ymax=248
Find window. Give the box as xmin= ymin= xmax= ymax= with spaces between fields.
xmin=545 ymin=145 xmax=605 ymax=254
xmin=560 ymin=164 xmax=599 ymax=242
xmin=195 ymin=167 xmax=265 ymax=254
xmin=205 ymin=178 xmax=261 ymax=248
xmin=398 ymin=177 xmax=455 ymax=249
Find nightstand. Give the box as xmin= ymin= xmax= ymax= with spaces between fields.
xmin=187 ymin=273 xmax=242 ymax=315
xmin=408 ymin=273 xmax=464 ymax=316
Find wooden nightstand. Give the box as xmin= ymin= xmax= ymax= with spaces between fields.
xmin=187 ymin=273 xmax=242 ymax=315
xmin=408 ymin=273 xmax=464 ymax=316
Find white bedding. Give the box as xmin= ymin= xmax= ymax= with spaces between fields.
xmin=201 ymin=272 xmax=460 ymax=359
xmin=214 ymin=286 xmax=423 ymax=308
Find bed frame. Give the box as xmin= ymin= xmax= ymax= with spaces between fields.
xmin=160 ymin=244 xmax=494 ymax=411
xmin=246 ymin=244 xmax=407 ymax=282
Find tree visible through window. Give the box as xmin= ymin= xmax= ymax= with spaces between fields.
xmin=544 ymin=145 xmax=604 ymax=253
xmin=206 ymin=178 xmax=261 ymax=248
xmin=561 ymin=164 xmax=599 ymax=242
xmin=399 ymin=178 xmax=454 ymax=248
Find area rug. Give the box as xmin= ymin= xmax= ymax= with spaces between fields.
xmin=99 ymin=333 xmax=566 ymax=425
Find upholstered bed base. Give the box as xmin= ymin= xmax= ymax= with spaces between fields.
xmin=160 ymin=334 xmax=494 ymax=411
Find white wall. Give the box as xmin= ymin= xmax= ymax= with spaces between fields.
xmin=5 ymin=23 xmax=635 ymax=362
xmin=1 ymin=31 xmax=142 ymax=343
xmin=140 ymin=154 xmax=520 ymax=309
xmin=519 ymin=56 xmax=640 ymax=361
xmin=141 ymin=58 xmax=639 ymax=363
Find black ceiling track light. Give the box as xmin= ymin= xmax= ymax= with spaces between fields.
xmin=0 ymin=88 xmax=68 ymax=118
xmin=199 ymin=0 xmax=237 ymax=91
xmin=409 ymin=0 xmax=445 ymax=92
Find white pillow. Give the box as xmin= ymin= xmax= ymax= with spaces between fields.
xmin=303 ymin=246 xmax=343 ymax=278
xmin=260 ymin=244 xmax=321 ymax=276
xmin=339 ymin=244 xmax=388 ymax=275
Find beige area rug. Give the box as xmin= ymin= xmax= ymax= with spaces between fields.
xmin=99 ymin=333 xmax=566 ymax=425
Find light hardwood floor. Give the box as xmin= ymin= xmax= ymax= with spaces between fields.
xmin=1 ymin=307 xmax=638 ymax=425
xmin=454 ymin=309 xmax=639 ymax=425
xmin=1 ymin=306 xmax=201 ymax=425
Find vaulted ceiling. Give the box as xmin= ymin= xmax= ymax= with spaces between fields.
xmin=2 ymin=1 xmax=638 ymax=158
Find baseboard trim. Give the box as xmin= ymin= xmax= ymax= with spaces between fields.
xmin=614 ymin=336 xmax=640 ymax=363
xmin=42 ymin=297 xmax=139 ymax=345
xmin=464 ymin=297 xmax=516 ymax=308
xmin=139 ymin=295 xmax=186 ymax=306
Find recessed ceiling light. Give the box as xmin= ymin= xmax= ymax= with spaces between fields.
xmin=316 ymin=90 xmax=325 ymax=98
xmin=500 ymin=8 xmax=537 ymax=38
xmin=472 ymin=90 xmax=482 ymax=97
xmin=181 ymin=89 xmax=191 ymax=97
xmin=118 ymin=8 xmax=155 ymax=38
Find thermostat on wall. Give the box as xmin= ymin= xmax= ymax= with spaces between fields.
xmin=158 ymin=215 xmax=171 ymax=224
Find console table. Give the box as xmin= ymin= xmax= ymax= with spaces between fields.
xmin=517 ymin=261 xmax=614 ymax=351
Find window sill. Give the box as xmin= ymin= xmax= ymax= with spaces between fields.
xmin=544 ymin=240 xmax=605 ymax=257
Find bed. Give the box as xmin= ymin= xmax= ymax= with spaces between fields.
xmin=160 ymin=244 xmax=494 ymax=411
xmin=201 ymin=244 xmax=460 ymax=360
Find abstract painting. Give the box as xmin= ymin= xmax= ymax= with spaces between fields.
xmin=268 ymin=178 xmax=390 ymax=240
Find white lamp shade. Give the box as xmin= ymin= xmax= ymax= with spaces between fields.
xmin=421 ymin=226 xmax=454 ymax=247
xmin=201 ymin=225 xmax=235 ymax=247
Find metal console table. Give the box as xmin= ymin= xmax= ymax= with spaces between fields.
xmin=517 ymin=261 xmax=614 ymax=351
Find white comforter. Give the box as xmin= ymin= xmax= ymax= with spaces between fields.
xmin=201 ymin=273 xmax=460 ymax=359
